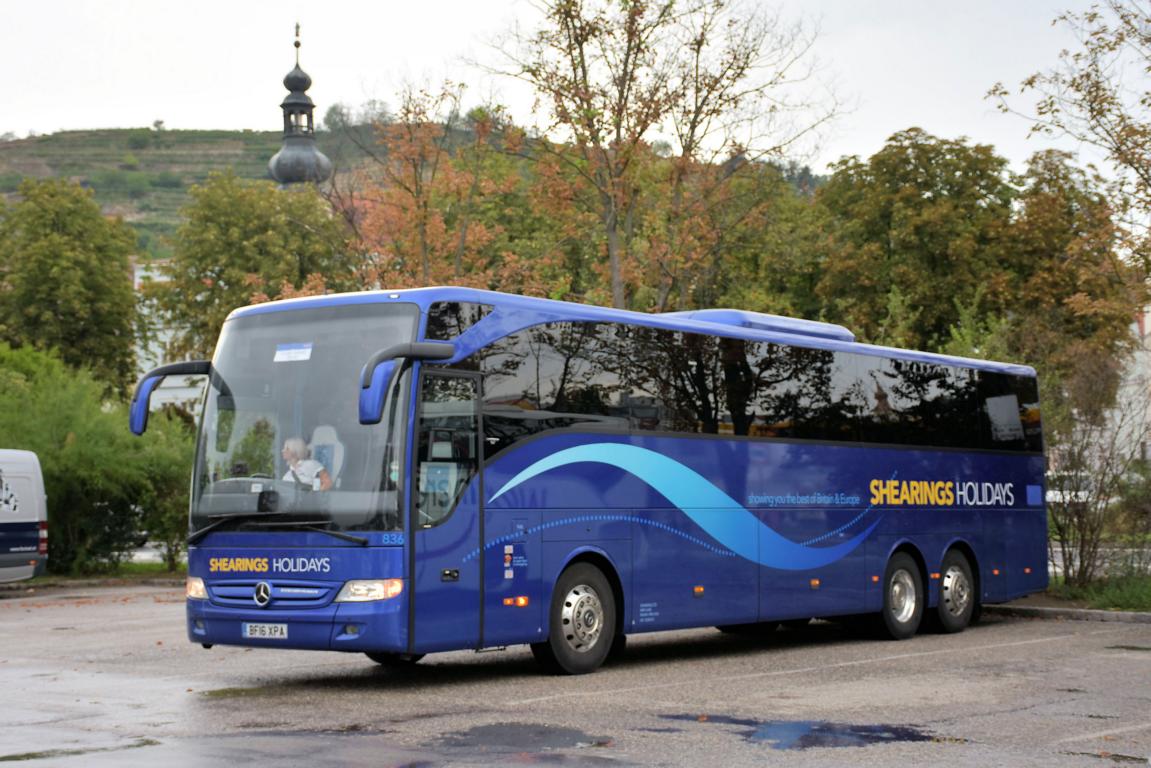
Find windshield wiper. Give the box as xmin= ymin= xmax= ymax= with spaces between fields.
xmin=246 ymin=520 xmax=369 ymax=546
xmin=187 ymin=511 xmax=287 ymax=546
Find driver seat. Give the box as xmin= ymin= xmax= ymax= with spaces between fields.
xmin=308 ymin=425 xmax=345 ymax=487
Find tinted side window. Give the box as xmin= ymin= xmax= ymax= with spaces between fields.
xmin=460 ymin=320 xmax=1041 ymax=454
xmin=977 ymin=371 xmax=1043 ymax=452
xmin=856 ymin=356 xmax=974 ymax=448
xmin=426 ymin=302 xmax=493 ymax=340
xmin=745 ymin=344 xmax=859 ymax=442
xmin=478 ymin=323 xmax=624 ymax=458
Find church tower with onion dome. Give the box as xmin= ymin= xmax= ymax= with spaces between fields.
xmin=268 ymin=26 xmax=332 ymax=186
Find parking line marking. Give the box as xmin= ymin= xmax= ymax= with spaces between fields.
xmin=1056 ymin=721 xmax=1151 ymax=744
xmin=507 ymin=629 xmax=1124 ymax=706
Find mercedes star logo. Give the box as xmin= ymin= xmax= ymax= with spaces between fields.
xmin=253 ymin=581 xmax=272 ymax=608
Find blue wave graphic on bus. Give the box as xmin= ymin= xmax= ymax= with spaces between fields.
xmin=488 ymin=443 xmax=880 ymax=571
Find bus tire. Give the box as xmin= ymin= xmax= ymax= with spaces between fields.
xmin=936 ymin=550 xmax=976 ymax=633
xmin=606 ymin=632 xmax=628 ymax=664
xmin=365 ymin=651 xmax=424 ymax=667
xmin=532 ymin=563 xmax=615 ymax=675
xmin=879 ymin=552 xmax=923 ymax=640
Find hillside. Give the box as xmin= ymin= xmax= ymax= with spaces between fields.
xmin=0 ymin=127 xmax=370 ymax=257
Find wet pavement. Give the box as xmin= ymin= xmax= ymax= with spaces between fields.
xmin=1 ymin=584 xmax=1150 ymax=766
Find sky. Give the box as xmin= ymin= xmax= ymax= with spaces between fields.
xmin=4 ymin=0 xmax=1100 ymax=175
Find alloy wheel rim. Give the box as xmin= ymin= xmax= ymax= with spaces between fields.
xmin=560 ymin=584 xmax=604 ymax=654
xmin=941 ymin=564 xmax=971 ymax=618
xmin=889 ymin=568 xmax=917 ymax=624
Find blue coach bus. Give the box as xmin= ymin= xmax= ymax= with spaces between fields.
xmin=130 ymin=287 xmax=1047 ymax=674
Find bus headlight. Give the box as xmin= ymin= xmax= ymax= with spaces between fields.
xmin=335 ymin=579 xmax=403 ymax=602
xmin=186 ymin=576 xmax=207 ymax=600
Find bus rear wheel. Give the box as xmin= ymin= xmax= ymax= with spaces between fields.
xmin=936 ymin=550 xmax=976 ymax=633
xmin=365 ymin=651 xmax=424 ymax=667
xmin=531 ymin=563 xmax=616 ymax=675
xmin=878 ymin=552 xmax=923 ymax=640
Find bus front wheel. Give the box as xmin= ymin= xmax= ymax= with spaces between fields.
xmin=531 ymin=563 xmax=616 ymax=675
xmin=878 ymin=552 xmax=923 ymax=640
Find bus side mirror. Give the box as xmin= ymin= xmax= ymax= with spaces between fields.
xmin=358 ymin=341 xmax=455 ymax=425
xmin=129 ymin=361 xmax=211 ymax=435
xmin=359 ymin=359 xmax=398 ymax=425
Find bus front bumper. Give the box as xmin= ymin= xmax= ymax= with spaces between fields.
xmin=186 ymin=597 xmax=409 ymax=653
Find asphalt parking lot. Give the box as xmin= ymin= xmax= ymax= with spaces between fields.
xmin=1 ymin=584 xmax=1149 ymax=767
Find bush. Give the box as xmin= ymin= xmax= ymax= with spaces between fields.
xmin=150 ymin=171 xmax=182 ymax=189
xmin=126 ymin=129 xmax=152 ymax=150
xmin=0 ymin=345 xmax=194 ymax=574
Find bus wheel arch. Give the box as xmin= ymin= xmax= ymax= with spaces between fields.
xmin=532 ymin=552 xmax=621 ymax=675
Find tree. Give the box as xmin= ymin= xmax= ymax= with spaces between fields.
xmin=0 ymin=344 xmax=193 ymax=574
xmin=1008 ymin=151 xmax=1144 ymax=399
xmin=816 ymin=129 xmax=1016 ymax=348
xmin=1044 ymin=360 xmax=1151 ymax=587
xmin=502 ymin=0 xmax=831 ymax=309
xmin=156 ymin=171 xmax=356 ymax=358
xmin=137 ymin=405 xmax=196 ymax=572
xmin=990 ymin=1 xmax=1151 ymax=237
xmin=0 ymin=178 xmax=137 ymax=396
xmin=355 ymin=89 xmax=550 ymax=295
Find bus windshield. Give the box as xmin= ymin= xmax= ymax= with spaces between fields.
xmin=191 ymin=302 xmax=418 ymax=533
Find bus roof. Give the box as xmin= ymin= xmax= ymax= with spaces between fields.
xmin=226 ymin=286 xmax=1037 ymax=378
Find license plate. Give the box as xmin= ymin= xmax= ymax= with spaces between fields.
xmin=242 ymin=622 xmax=288 ymax=639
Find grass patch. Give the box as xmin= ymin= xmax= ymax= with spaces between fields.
xmin=18 ymin=560 xmax=185 ymax=587
xmin=1050 ymin=574 xmax=1151 ymax=612
xmin=117 ymin=560 xmax=187 ymax=577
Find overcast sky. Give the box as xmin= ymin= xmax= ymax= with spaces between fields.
xmin=5 ymin=0 xmax=1097 ymax=174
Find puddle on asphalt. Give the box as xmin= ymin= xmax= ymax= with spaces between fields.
xmin=662 ymin=714 xmax=956 ymax=750
xmin=435 ymin=723 xmax=615 ymax=764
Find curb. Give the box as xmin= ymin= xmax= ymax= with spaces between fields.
xmin=985 ymin=604 xmax=1151 ymax=624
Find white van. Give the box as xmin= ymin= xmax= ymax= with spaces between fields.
xmin=0 ymin=450 xmax=47 ymax=582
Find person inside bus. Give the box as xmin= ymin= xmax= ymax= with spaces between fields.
xmin=281 ymin=437 xmax=332 ymax=491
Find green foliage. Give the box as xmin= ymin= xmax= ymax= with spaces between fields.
xmin=0 ymin=178 xmax=138 ymax=396
xmin=119 ymin=152 xmax=140 ymax=170
xmin=1050 ymin=575 xmax=1151 ymax=612
xmin=816 ymin=128 xmax=1015 ymax=348
xmin=0 ymin=344 xmax=193 ymax=574
xmin=157 ymin=170 xmax=357 ymax=357
xmin=150 ymin=171 xmax=182 ymax=189
xmin=125 ymin=129 xmax=152 ymax=150
xmin=230 ymin=418 xmax=275 ymax=478
xmin=136 ymin=405 xmax=196 ymax=572
xmin=91 ymin=169 xmax=150 ymax=198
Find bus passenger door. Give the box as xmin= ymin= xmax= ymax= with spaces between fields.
xmin=410 ymin=371 xmax=484 ymax=653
